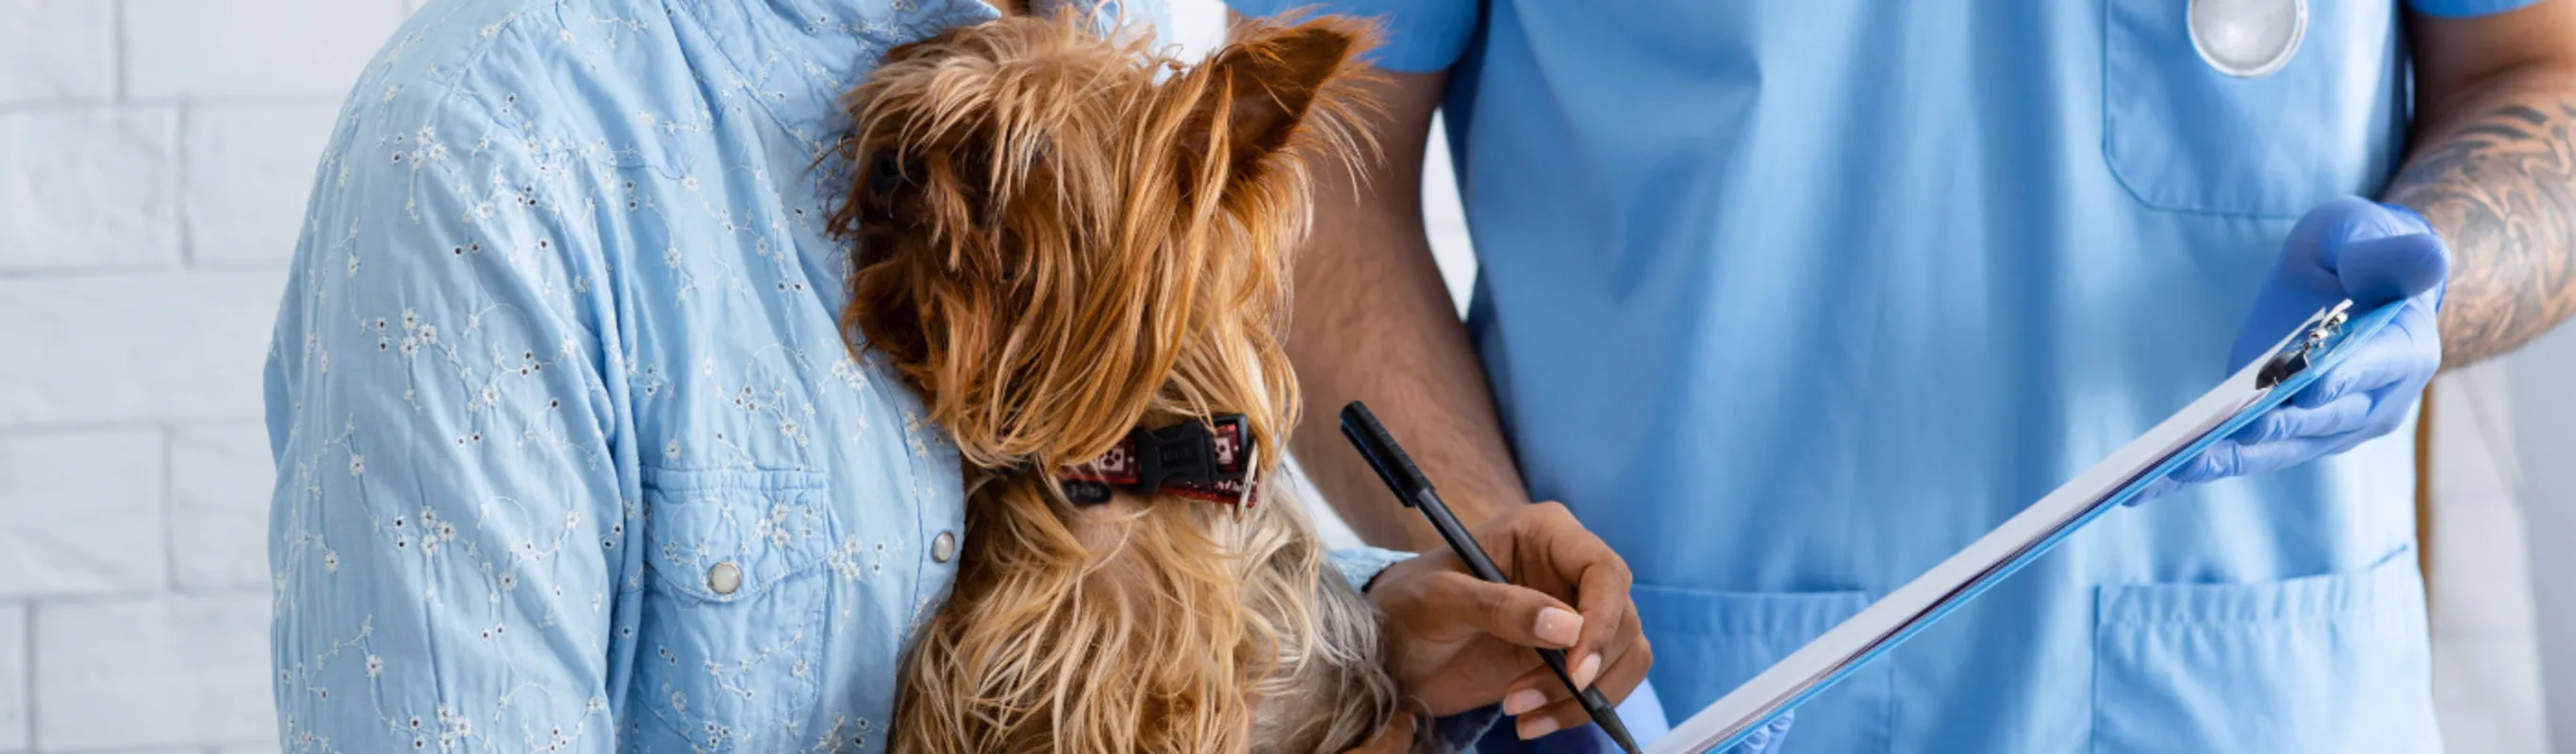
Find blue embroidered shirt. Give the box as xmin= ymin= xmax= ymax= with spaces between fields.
xmin=261 ymin=1 xmax=1412 ymax=750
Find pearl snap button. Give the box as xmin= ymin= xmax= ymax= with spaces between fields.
xmin=932 ymin=532 xmax=956 ymax=564
xmin=707 ymin=562 xmax=742 ymax=596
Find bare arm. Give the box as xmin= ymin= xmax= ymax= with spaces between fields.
xmin=2387 ymin=2 xmax=2576 ymax=366
xmin=1286 ymin=66 xmax=1528 ymax=550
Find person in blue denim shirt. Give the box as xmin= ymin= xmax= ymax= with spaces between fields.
xmin=1233 ymin=0 xmax=2576 ymax=751
xmin=262 ymin=1 xmax=1674 ymax=751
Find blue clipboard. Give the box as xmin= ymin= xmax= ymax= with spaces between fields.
xmin=1654 ymin=300 xmax=2403 ymax=753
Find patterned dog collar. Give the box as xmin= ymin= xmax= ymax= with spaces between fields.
xmin=1058 ymin=415 xmax=1259 ymax=508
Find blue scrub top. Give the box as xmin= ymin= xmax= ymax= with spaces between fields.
xmin=1229 ymin=0 xmax=2535 ymax=751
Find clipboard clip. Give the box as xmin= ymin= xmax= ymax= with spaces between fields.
xmin=2254 ymin=300 xmax=2353 ymax=390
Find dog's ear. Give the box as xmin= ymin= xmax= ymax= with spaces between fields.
xmin=1180 ymin=15 xmax=1378 ymax=188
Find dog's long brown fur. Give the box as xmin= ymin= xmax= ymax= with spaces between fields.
xmin=826 ymin=11 xmax=1396 ymax=753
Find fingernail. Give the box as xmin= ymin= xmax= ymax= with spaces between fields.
xmin=1502 ymin=688 xmax=1547 ymax=715
xmin=1572 ymin=653 xmax=1603 ymax=689
xmin=1535 ymin=607 xmax=1581 ymax=647
xmin=1519 ymin=715 xmax=1562 ymax=740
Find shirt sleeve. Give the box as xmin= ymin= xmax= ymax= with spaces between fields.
xmin=1222 ymin=0 xmax=1478 ymax=73
xmin=264 ymin=83 xmax=632 ymax=751
xmin=2406 ymin=0 xmax=2547 ymax=17
xmin=1327 ymin=545 xmax=1414 ymax=594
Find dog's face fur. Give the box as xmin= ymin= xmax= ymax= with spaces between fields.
xmin=827 ymin=12 xmax=1403 ymax=754
xmin=833 ymin=12 xmax=1373 ymax=473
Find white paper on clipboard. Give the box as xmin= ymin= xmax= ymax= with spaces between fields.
xmin=1650 ymin=300 xmax=2395 ymax=754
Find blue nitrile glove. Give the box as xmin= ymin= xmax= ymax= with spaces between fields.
xmin=2138 ymin=196 xmax=2448 ymax=501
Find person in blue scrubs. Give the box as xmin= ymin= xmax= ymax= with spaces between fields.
xmin=1235 ymin=0 xmax=2576 ymax=750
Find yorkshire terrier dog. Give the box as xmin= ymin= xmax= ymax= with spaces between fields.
xmin=827 ymin=11 xmax=1412 ymax=753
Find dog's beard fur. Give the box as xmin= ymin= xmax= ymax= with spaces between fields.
xmin=825 ymin=11 xmax=1408 ymax=753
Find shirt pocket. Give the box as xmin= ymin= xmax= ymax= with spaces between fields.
xmin=2090 ymin=546 xmax=2436 ymax=753
xmin=2102 ymin=0 xmax=2405 ymax=218
xmin=1633 ymin=584 xmax=1891 ymax=754
xmin=632 ymin=467 xmax=835 ymax=752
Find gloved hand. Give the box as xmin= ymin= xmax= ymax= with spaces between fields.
xmin=2140 ymin=196 xmax=2448 ymax=500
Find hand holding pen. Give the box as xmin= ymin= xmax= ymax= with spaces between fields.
xmin=1343 ymin=402 xmax=1653 ymax=748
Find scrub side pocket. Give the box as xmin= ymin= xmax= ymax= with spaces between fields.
xmin=631 ymin=467 xmax=835 ymax=753
xmin=1633 ymin=585 xmax=1891 ymax=754
xmin=2102 ymin=0 xmax=2406 ymax=218
xmin=2089 ymin=546 xmax=2436 ymax=754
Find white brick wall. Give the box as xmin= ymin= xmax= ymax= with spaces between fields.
xmin=0 ymin=109 xmax=179 ymax=272
xmin=0 ymin=271 xmax=287 ymax=427
xmin=0 ymin=431 xmax=167 ymax=601
xmin=0 ymin=2 xmax=115 ymax=106
xmin=0 ymin=1 xmax=405 ymax=751
xmin=168 ymin=426 xmax=275 ymax=593
xmin=0 ymin=603 xmax=24 ymax=751
xmin=123 ymin=0 xmax=406 ymax=101
xmin=182 ymin=106 xmax=340 ymax=267
xmin=34 ymin=598 xmax=274 ymax=751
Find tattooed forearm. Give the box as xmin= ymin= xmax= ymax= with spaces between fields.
xmin=2385 ymin=83 xmax=2576 ymax=367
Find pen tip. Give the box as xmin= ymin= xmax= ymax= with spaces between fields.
xmin=1579 ymin=689 xmax=1643 ymax=754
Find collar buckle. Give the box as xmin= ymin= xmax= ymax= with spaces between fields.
xmin=1131 ymin=418 xmax=1224 ymax=493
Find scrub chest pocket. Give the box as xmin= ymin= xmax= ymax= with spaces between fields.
xmin=2089 ymin=547 xmax=2437 ymax=753
xmin=1634 ymin=585 xmax=1892 ymax=754
xmin=632 ymin=467 xmax=837 ymax=752
xmin=2103 ymin=0 xmax=2409 ymax=217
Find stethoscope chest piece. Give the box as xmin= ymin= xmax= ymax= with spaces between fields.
xmin=2188 ymin=0 xmax=2306 ymax=78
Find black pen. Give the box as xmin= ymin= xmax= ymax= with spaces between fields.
xmin=1340 ymin=401 xmax=1643 ymax=754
